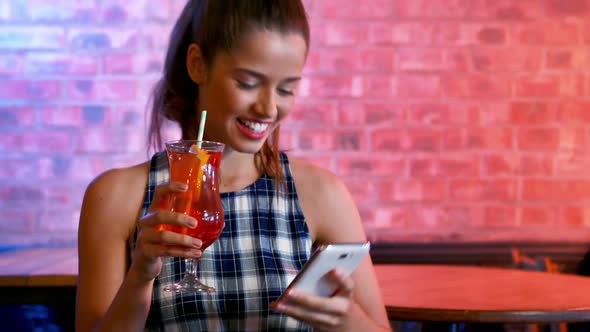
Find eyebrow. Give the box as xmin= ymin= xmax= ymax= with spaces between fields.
xmin=235 ymin=68 xmax=301 ymax=83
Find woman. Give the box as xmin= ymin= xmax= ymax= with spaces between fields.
xmin=76 ymin=0 xmax=391 ymax=331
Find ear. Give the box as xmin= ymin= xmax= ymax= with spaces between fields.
xmin=186 ymin=43 xmax=207 ymax=84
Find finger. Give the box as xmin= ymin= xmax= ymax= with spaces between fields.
xmin=139 ymin=224 xmax=202 ymax=249
xmin=158 ymin=230 xmax=202 ymax=249
xmin=329 ymin=269 xmax=354 ymax=296
xmin=281 ymin=289 xmax=350 ymax=316
xmin=142 ymin=242 xmax=202 ymax=258
xmin=148 ymin=182 xmax=188 ymax=212
xmin=141 ymin=210 xmax=197 ymax=229
xmin=271 ymin=300 xmax=342 ymax=330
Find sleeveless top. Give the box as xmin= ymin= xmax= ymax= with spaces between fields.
xmin=133 ymin=151 xmax=313 ymax=331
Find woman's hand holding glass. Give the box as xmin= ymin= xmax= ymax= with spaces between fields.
xmin=129 ymin=182 xmax=203 ymax=283
xmin=271 ymin=269 xmax=356 ymax=331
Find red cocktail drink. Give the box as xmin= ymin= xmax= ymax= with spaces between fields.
xmin=159 ymin=140 xmax=225 ymax=293
xmin=159 ymin=147 xmax=223 ymax=249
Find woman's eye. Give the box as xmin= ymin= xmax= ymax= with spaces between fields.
xmin=237 ymin=80 xmax=256 ymax=89
xmin=277 ymin=88 xmax=294 ymax=96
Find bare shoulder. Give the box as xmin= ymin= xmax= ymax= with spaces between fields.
xmin=288 ymin=158 xmax=344 ymax=193
xmin=80 ymin=161 xmax=150 ymax=242
xmin=84 ymin=162 xmax=149 ymax=205
xmin=288 ymin=157 xmax=367 ymax=244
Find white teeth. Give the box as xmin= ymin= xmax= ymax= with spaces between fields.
xmin=241 ymin=120 xmax=269 ymax=133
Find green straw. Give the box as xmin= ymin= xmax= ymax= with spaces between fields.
xmin=196 ymin=110 xmax=207 ymax=148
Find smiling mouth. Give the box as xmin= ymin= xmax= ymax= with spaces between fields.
xmin=237 ymin=118 xmax=270 ymax=134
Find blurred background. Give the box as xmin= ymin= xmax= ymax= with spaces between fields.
xmin=1 ymin=0 xmax=590 ymax=248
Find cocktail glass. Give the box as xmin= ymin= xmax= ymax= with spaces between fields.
xmin=159 ymin=140 xmax=225 ymax=293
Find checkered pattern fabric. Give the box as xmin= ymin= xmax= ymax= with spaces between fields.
xmin=134 ymin=151 xmax=312 ymax=331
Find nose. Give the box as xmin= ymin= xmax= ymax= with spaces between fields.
xmin=253 ymin=88 xmax=277 ymax=119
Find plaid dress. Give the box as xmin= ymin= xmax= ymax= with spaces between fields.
xmin=133 ymin=151 xmax=313 ymax=331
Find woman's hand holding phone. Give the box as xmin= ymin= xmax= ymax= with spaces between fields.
xmin=270 ymin=242 xmax=370 ymax=330
xmin=271 ymin=269 xmax=355 ymax=330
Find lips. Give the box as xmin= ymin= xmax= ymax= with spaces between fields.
xmin=236 ymin=118 xmax=271 ymax=140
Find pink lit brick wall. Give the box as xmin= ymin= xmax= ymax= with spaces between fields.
xmin=1 ymin=0 xmax=590 ymax=246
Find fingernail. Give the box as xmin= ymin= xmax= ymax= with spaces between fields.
xmin=176 ymin=183 xmax=188 ymax=191
xmin=287 ymin=289 xmax=298 ymax=298
xmin=270 ymin=301 xmax=284 ymax=312
xmin=192 ymin=238 xmax=202 ymax=248
xmin=186 ymin=217 xmax=197 ymax=228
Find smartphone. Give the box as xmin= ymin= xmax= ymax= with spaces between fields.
xmin=279 ymin=242 xmax=371 ymax=299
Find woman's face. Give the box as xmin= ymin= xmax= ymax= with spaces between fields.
xmin=192 ymin=29 xmax=307 ymax=154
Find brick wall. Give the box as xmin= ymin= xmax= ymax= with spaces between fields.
xmin=1 ymin=0 xmax=590 ymax=246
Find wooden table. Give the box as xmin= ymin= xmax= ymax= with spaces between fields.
xmin=376 ymin=264 xmax=590 ymax=324
xmin=0 ymin=247 xmax=78 ymax=287
xmin=3 ymin=249 xmax=590 ymax=325
xmin=0 ymin=247 xmax=78 ymax=306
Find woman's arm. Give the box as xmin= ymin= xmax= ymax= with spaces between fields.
xmin=281 ymin=159 xmax=392 ymax=331
xmin=76 ymin=164 xmax=203 ymax=331
xmin=76 ymin=165 xmax=153 ymax=332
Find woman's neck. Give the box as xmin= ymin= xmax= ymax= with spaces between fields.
xmin=219 ymin=149 xmax=261 ymax=193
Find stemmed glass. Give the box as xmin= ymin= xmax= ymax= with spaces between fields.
xmin=158 ymin=140 xmax=225 ymax=293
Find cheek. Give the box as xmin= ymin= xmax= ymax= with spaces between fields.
xmin=276 ymin=100 xmax=295 ymax=121
xmin=219 ymin=85 xmax=255 ymax=113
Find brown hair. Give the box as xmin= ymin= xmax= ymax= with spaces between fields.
xmin=148 ymin=0 xmax=310 ymax=190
